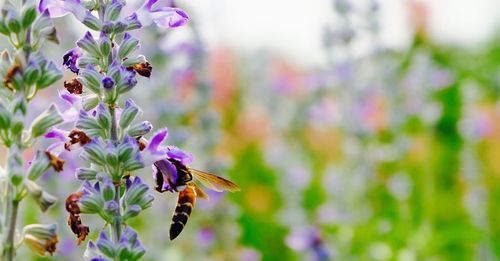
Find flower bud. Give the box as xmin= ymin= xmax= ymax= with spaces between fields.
xmin=31 ymin=9 xmax=59 ymax=44
xmin=122 ymin=55 xmax=146 ymax=68
xmin=37 ymin=61 xmax=63 ymax=89
xmin=117 ymin=136 xmax=136 ymax=161
xmin=39 ymin=191 xmax=58 ymax=212
xmin=123 ymin=157 xmax=144 ymax=172
xmin=79 ymin=194 xmax=104 ymax=214
xmin=77 ymin=32 xmax=100 ymax=58
xmin=124 ymin=13 xmax=141 ymax=31
xmin=23 ymin=223 xmax=57 ymax=240
xmin=117 ymin=69 xmax=137 ymax=94
xmin=105 ymin=143 xmax=120 ymax=168
xmin=0 ymin=18 xmax=9 ymax=35
xmin=0 ymin=103 xmax=12 ymax=129
xmin=30 ymin=104 xmax=63 ymax=138
xmin=82 ymin=12 xmax=102 ymax=31
xmin=122 ymin=204 xmax=141 ymax=221
xmin=23 ymin=223 xmax=59 ymax=256
xmin=123 ymin=177 xmax=148 ymax=207
xmin=99 ymin=33 xmax=112 ymax=57
xmin=116 ymin=239 xmax=131 ymax=261
xmin=118 ymin=33 xmax=139 ymax=60
xmin=113 ymin=21 xmax=127 ymax=33
xmin=82 ymin=94 xmax=100 ymax=111
xmin=78 ymin=65 xmax=102 ymax=94
xmin=103 ymin=200 xmax=119 ymax=216
xmin=10 ymin=93 xmax=27 ymax=114
xmin=76 ymin=55 xmax=99 ymax=68
xmin=119 ymin=99 xmax=140 ymax=129
xmin=6 ymin=9 xmax=21 ymax=34
xmin=76 ymin=168 xmax=98 ymax=180
xmin=105 ymin=0 xmax=123 ymax=21
xmin=129 ymin=244 xmax=145 ymax=261
xmin=127 ymin=121 xmax=152 ymax=137
xmin=10 ymin=111 xmax=24 ymax=137
xmin=25 ymin=179 xmax=43 ymax=199
xmin=101 ymin=177 xmax=115 ymax=201
xmin=24 ymin=59 xmax=41 ymax=85
xmin=21 ymin=5 xmax=37 ymax=29
xmin=101 ymin=76 xmax=115 ymax=91
xmin=96 ymin=103 xmax=112 ymax=130
xmin=137 ymin=193 xmax=154 ymax=210
xmin=97 ymin=231 xmax=116 ymax=258
xmin=27 ymin=151 xmax=51 ymax=180
xmin=81 ymin=138 xmax=107 ymax=166
xmin=76 ymin=110 xmax=102 ymax=136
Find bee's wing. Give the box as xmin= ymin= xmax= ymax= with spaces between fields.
xmin=189 ymin=168 xmax=240 ymax=192
xmin=191 ymin=182 xmax=209 ymax=200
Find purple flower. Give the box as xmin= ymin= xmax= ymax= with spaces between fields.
xmin=63 ymin=48 xmax=82 ymax=74
xmin=39 ymin=0 xmax=86 ymax=20
xmin=130 ymin=0 xmax=189 ymax=29
xmin=152 ymin=159 xmax=177 ymax=192
xmin=101 ymin=76 xmax=115 ymax=90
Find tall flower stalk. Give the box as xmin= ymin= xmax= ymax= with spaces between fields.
xmin=41 ymin=0 xmax=193 ymax=259
xmin=0 ymin=0 xmax=64 ymax=259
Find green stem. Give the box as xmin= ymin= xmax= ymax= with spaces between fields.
xmin=108 ymin=104 xmax=122 ymax=259
xmin=3 ymin=198 xmax=19 ymax=261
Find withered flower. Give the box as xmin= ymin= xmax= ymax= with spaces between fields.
xmin=127 ymin=62 xmax=152 ymax=78
xmin=65 ymin=192 xmax=90 ymax=245
xmin=64 ymin=129 xmax=92 ymax=151
xmin=64 ymin=78 xmax=83 ymax=94
xmin=45 ymin=150 xmax=65 ymax=172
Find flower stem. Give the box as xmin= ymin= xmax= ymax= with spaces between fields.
xmin=109 ymin=105 xmax=118 ymax=144
xmin=3 ymin=197 xmax=19 ymax=261
xmin=108 ymin=104 xmax=122 ymax=255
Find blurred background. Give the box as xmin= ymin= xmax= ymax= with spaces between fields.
xmin=11 ymin=0 xmax=500 ymax=260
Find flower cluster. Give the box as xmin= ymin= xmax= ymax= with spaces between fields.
xmin=37 ymin=0 xmax=191 ymax=259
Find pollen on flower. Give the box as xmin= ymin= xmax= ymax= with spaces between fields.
xmin=64 ymin=129 xmax=92 ymax=151
xmin=64 ymin=78 xmax=84 ymax=94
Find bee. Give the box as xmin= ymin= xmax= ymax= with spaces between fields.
xmin=153 ymin=158 xmax=240 ymax=240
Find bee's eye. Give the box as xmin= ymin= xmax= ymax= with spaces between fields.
xmin=177 ymin=185 xmax=187 ymax=191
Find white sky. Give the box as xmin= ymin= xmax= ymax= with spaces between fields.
xmin=183 ymin=0 xmax=500 ymax=67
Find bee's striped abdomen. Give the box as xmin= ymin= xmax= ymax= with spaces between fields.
xmin=169 ymin=185 xmax=196 ymax=240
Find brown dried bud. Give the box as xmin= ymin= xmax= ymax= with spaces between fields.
xmin=65 ymin=192 xmax=90 ymax=245
xmin=128 ymin=62 xmax=152 ymax=78
xmin=63 ymin=78 xmax=83 ymax=94
xmin=136 ymin=137 xmax=146 ymax=151
xmin=64 ymin=129 xmax=91 ymax=151
xmin=3 ymin=64 xmax=22 ymax=90
xmin=45 ymin=151 xmax=65 ymax=172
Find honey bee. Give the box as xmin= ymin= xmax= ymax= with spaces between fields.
xmin=153 ymin=158 xmax=240 ymax=240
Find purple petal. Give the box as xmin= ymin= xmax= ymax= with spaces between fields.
xmin=39 ymin=0 xmax=84 ymax=18
xmin=59 ymin=90 xmax=82 ymax=107
xmin=44 ymin=128 xmax=68 ymax=141
xmin=150 ymin=8 xmax=189 ymax=28
xmin=166 ymin=146 xmax=193 ymax=165
xmin=147 ymin=128 xmax=168 ymax=153
xmin=154 ymin=159 xmax=178 ymax=188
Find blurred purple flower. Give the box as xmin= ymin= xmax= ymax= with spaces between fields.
xmin=38 ymin=0 xmax=86 ymax=19
xmin=132 ymin=0 xmax=189 ymax=28
xmin=285 ymin=226 xmax=331 ymax=261
xmin=196 ymin=228 xmax=215 ymax=248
